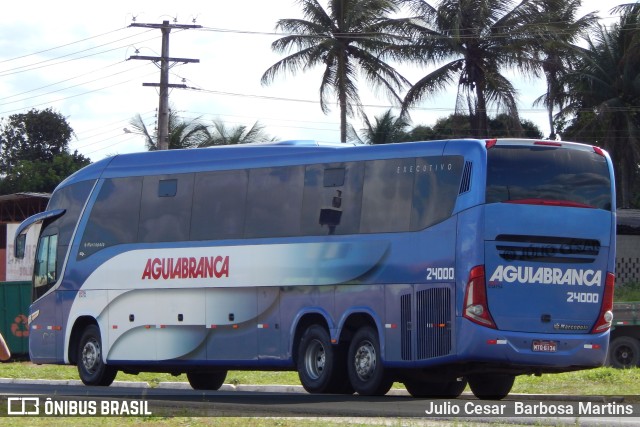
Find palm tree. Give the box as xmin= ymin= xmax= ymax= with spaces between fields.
xmin=199 ymin=119 xmax=276 ymax=146
xmin=349 ymin=109 xmax=410 ymax=144
xmin=261 ymin=0 xmax=410 ymax=142
xmin=533 ymin=0 xmax=597 ymax=139
xmin=129 ymin=110 xmax=209 ymax=150
xmin=560 ymin=4 xmax=640 ymax=208
xmin=398 ymin=0 xmax=558 ymax=138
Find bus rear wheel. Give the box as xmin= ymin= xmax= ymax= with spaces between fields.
xmin=404 ymin=378 xmax=467 ymax=398
xmin=187 ymin=371 xmax=227 ymax=390
xmin=347 ymin=326 xmax=392 ymax=396
xmin=77 ymin=324 xmax=117 ymax=386
xmin=467 ymin=374 xmax=514 ymax=400
xmin=297 ymin=325 xmax=351 ymax=394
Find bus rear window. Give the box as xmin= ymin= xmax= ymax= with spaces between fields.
xmin=486 ymin=146 xmax=612 ymax=210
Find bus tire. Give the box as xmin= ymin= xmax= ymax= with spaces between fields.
xmin=297 ymin=325 xmax=348 ymax=394
xmin=347 ymin=326 xmax=392 ymax=396
xmin=404 ymin=378 xmax=467 ymax=398
xmin=77 ymin=324 xmax=117 ymax=386
xmin=187 ymin=371 xmax=227 ymax=390
xmin=609 ymin=337 xmax=640 ymax=368
xmin=468 ymin=374 xmax=514 ymax=400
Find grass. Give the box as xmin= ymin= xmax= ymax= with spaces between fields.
xmin=615 ymin=281 xmax=640 ymax=302
xmin=3 ymin=361 xmax=640 ymax=396
xmin=2 ymin=362 xmax=636 ymax=426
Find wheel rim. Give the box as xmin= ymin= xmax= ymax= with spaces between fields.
xmin=616 ymin=346 xmax=633 ymax=366
xmin=353 ymin=340 xmax=376 ymax=381
xmin=82 ymin=339 xmax=101 ymax=374
xmin=304 ymin=339 xmax=326 ymax=380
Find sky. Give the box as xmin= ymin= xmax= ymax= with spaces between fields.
xmin=0 ymin=0 xmax=627 ymax=161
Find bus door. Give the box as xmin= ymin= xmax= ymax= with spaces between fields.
xmin=29 ymin=229 xmax=62 ymax=362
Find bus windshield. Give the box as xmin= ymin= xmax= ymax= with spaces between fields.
xmin=485 ymin=145 xmax=612 ymax=210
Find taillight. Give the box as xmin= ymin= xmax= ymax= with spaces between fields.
xmin=485 ymin=139 xmax=497 ymax=149
xmin=463 ymin=265 xmax=496 ymax=329
xmin=591 ymin=272 xmax=615 ymax=333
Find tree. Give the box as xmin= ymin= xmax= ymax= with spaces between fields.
xmin=533 ymin=0 xmax=597 ymax=139
xmin=129 ymin=110 xmax=209 ymax=150
xmin=0 ymin=108 xmax=73 ymax=175
xmin=398 ymin=0 xmax=557 ymax=137
xmin=0 ymin=108 xmax=89 ymax=194
xmin=199 ymin=119 xmax=276 ymax=146
xmin=350 ymin=111 xmax=543 ymax=144
xmin=560 ymin=4 xmax=640 ymax=208
xmin=350 ymin=109 xmax=410 ymax=144
xmin=0 ymin=151 xmax=90 ymax=194
xmin=262 ymin=0 xmax=410 ymax=142
xmin=425 ymin=113 xmax=543 ymax=139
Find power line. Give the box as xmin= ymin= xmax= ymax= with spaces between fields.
xmin=0 ymin=61 xmax=153 ymax=108
xmin=0 ymin=69 xmax=158 ymax=116
xmin=0 ymin=29 xmax=157 ymax=77
xmin=0 ymin=27 xmax=128 ymax=64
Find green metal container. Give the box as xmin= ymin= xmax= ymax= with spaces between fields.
xmin=0 ymin=281 xmax=31 ymax=357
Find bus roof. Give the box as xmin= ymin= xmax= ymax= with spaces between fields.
xmin=58 ymin=139 xmax=453 ymax=186
xmin=57 ymin=138 xmax=604 ymax=189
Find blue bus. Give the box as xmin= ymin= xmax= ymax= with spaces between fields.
xmin=15 ymin=138 xmax=616 ymax=399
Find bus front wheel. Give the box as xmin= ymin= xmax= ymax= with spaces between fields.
xmin=187 ymin=371 xmax=227 ymax=390
xmin=347 ymin=326 xmax=392 ymax=396
xmin=77 ymin=324 xmax=117 ymax=386
xmin=467 ymin=374 xmax=514 ymax=400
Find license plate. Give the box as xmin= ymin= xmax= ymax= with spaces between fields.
xmin=532 ymin=340 xmax=557 ymax=352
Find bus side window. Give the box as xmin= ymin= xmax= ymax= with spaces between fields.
xmin=139 ymin=174 xmax=194 ymax=243
xmin=301 ymin=162 xmax=363 ymax=235
xmin=78 ymin=177 xmax=142 ymax=259
xmin=34 ymin=234 xmax=58 ymax=298
xmin=411 ymin=155 xmax=465 ymax=230
xmin=360 ymin=159 xmax=413 ymax=233
xmin=245 ymin=166 xmax=304 ymax=238
xmin=191 ymin=170 xmax=249 ymax=241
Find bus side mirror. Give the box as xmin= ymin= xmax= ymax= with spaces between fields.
xmin=15 ymin=234 xmax=26 ymax=259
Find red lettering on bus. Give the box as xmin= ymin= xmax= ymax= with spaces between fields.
xmin=141 ymin=256 xmax=229 ymax=281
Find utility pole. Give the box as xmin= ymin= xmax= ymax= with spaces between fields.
xmin=128 ymin=20 xmax=201 ymax=150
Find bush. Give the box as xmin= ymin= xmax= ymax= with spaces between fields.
xmin=615 ymin=281 xmax=640 ymax=302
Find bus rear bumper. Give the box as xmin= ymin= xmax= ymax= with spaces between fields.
xmin=456 ymin=318 xmax=609 ymax=371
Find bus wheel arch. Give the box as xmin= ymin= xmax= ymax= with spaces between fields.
xmin=68 ymin=316 xmax=99 ymax=366
xmin=75 ymin=322 xmax=117 ymax=386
